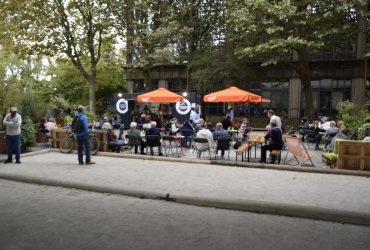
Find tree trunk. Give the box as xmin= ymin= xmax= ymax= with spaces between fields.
xmin=297 ymin=48 xmax=315 ymax=120
xmin=143 ymin=68 xmax=151 ymax=92
xmin=88 ymin=75 xmax=96 ymax=114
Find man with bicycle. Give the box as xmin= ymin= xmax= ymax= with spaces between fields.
xmin=75 ymin=105 xmax=95 ymax=165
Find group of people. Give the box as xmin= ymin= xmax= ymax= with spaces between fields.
xmin=298 ymin=117 xmax=355 ymax=152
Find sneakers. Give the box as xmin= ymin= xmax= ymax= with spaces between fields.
xmin=4 ymin=159 xmax=12 ymax=164
xmin=79 ymin=162 xmax=84 ymax=165
xmin=86 ymin=161 xmax=95 ymax=165
xmin=15 ymin=160 xmax=21 ymax=164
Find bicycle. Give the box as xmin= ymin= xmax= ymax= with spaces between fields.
xmin=59 ymin=129 xmax=100 ymax=155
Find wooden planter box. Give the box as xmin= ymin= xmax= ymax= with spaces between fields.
xmin=336 ymin=141 xmax=370 ymax=171
xmin=0 ymin=131 xmax=6 ymax=154
xmin=51 ymin=128 xmax=108 ymax=152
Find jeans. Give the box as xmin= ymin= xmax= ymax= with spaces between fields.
xmin=6 ymin=134 xmax=21 ymax=161
xmin=77 ymin=134 xmax=91 ymax=163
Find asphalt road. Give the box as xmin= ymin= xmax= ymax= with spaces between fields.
xmin=1 ymin=179 xmax=369 ymax=250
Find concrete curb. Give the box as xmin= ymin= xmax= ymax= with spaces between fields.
xmin=96 ymin=150 xmax=370 ymax=178
xmin=1 ymin=172 xmax=370 ymax=227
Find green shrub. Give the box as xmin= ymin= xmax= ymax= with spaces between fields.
xmin=21 ymin=117 xmax=36 ymax=151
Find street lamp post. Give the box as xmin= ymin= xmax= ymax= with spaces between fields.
xmin=364 ymin=53 xmax=370 ymax=104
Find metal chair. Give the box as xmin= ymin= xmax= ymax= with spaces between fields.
xmin=145 ymin=135 xmax=162 ymax=155
xmin=162 ymin=135 xmax=180 ymax=157
xmin=194 ymin=138 xmax=212 ymax=159
xmin=304 ymin=130 xmax=316 ymax=148
xmin=125 ymin=134 xmax=140 ymax=154
xmin=214 ymin=138 xmax=231 ymax=160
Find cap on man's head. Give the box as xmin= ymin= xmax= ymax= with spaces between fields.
xmin=268 ymin=109 xmax=274 ymax=114
xmin=10 ymin=107 xmax=17 ymax=112
xmin=78 ymin=105 xmax=86 ymax=111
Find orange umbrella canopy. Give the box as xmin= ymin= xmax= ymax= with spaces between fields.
xmin=137 ymin=88 xmax=184 ymax=103
xmin=203 ymin=86 xmax=262 ymax=103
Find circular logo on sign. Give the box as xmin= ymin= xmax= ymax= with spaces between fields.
xmin=175 ymin=98 xmax=191 ymax=115
xmin=116 ymin=98 xmax=128 ymax=114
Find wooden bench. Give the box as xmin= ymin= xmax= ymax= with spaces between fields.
xmin=336 ymin=140 xmax=370 ymax=171
xmin=234 ymin=143 xmax=250 ymax=162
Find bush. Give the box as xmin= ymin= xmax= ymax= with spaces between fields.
xmin=21 ymin=117 xmax=36 ymax=151
xmin=336 ymin=100 xmax=370 ymax=139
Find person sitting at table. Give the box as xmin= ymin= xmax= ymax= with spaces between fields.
xmin=213 ymin=122 xmax=230 ymax=157
xmin=323 ymin=121 xmax=339 ymax=150
xmin=142 ymin=115 xmax=152 ymax=131
xmin=195 ymin=121 xmax=213 ymax=155
xmin=327 ymin=126 xmax=350 ymax=153
xmin=260 ymin=122 xmax=284 ymax=164
xmin=40 ymin=117 xmax=56 ymax=139
xmin=127 ymin=122 xmax=146 ymax=155
xmin=266 ymin=110 xmax=282 ymax=130
xmin=146 ymin=121 xmax=164 ymax=156
xmin=237 ymin=117 xmax=251 ymax=141
xmin=221 ymin=116 xmax=233 ymax=130
xmin=137 ymin=114 xmax=146 ymax=126
xmin=181 ymin=120 xmax=194 ymax=147
xmin=194 ymin=118 xmax=204 ymax=133
xmin=298 ymin=117 xmax=310 ymax=142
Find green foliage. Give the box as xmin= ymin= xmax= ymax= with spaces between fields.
xmin=336 ymin=100 xmax=370 ymax=139
xmin=21 ymin=117 xmax=36 ymax=151
xmin=85 ymin=112 xmax=97 ymax=124
xmin=48 ymin=96 xmax=70 ymax=118
xmin=357 ymin=123 xmax=370 ymax=140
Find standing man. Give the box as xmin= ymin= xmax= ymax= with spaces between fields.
xmin=3 ymin=107 xmax=22 ymax=164
xmin=266 ymin=110 xmax=282 ymax=130
xmin=260 ymin=122 xmax=284 ymax=164
xmin=75 ymin=105 xmax=95 ymax=165
xmin=189 ymin=106 xmax=201 ymax=126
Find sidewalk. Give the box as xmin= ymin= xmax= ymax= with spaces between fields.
xmin=0 ymin=151 xmax=370 ymax=226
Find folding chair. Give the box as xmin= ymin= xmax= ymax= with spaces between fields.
xmin=215 ymin=138 xmax=231 ymax=160
xmin=162 ymin=135 xmax=180 ymax=157
xmin=145 ymin=135 xmax=162 ymax=155
xmin=303 ymin=130 xmax=316 ymax=149
xmin=194 ymin=138 xmax=212 ymax=159
xmin=284 ymin=136 xmax=315 ymax=167
xmin=125 ymin=134 xmax=140 ymax=154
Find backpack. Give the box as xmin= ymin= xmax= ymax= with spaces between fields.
xmin=72 ymin=116 xmax=83 ymax=133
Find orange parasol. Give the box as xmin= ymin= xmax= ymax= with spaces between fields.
xmin=137 ymin=88 xmax=184 ymax=103
xmin=203 ymin=86 xmax=262 ymax=103
xmin=260 ymin=98 xmax=271 ymax=103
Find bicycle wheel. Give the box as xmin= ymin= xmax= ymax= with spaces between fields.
xmin=60 ymin=135 xmax=74 ymax=153
xmin=89 ymin=136 xmax=100 ymax=155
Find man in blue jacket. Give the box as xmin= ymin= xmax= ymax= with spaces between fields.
xmin=260 ymin=122 xmax=284 ymax=164
xmin=75 ymin=105 xmax=95 ymax=165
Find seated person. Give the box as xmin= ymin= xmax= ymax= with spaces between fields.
xmin=237 ymin=117 xmax=251 ymax=141
xmin=327 ymin=126 xmax=350 ymax=153
xmin=137 ymin=114 xmax=146 ymax=126
xmin=195 ymin=121 xmax=213 ymax=155
xmin=102 ymin=122 xmax=124 ymax=152
xmin=221 ymin=116 xmax=233 ymax=130
xmin=213 ymin=122 xmax=230 ymax=157
xmin=181 ymin=120 xmax=194 ymax=147
xmin=40 ymin=117 xmax=56 ymax=139
xmin=165 ymin=117 xmax=179 ymax=135
xmin=127 ymin=122 xmax=146 ymax=155
xmin=323 ymin=121 xmax=339 ymax=148
xmin=312 ymin=120 xmax=325 ymax=150
xmin=142 ymin=115 xmax=152 ymax=130
xmin=194 ymin=118 xmax=204 ymax=133
xmin=146 ymin=121 xmax=163 ymax=156
xmin=363 ymin=128 xmax=370 ymax=142
xmin=319 ymin=117 xmax=331 ymax=131
xmin=298 ymin=117 xmax=310 ymax=142
xmin=260 ymin=122 xmax=284 ymax=164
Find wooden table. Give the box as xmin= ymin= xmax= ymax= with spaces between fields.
xmin=247 ymin=134 xmax=266 ymax=160
xmin=51 ymin=128 xmax=109 ymax=152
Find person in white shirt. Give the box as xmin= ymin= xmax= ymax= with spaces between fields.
xmin=319 ymin=117 xmax=331 ymax=131
xmin=195 ymin=121 xmax=213 ymax=153
xmin=266 ymin=110 xmax=282 ymax=130
xmin=363 ymin=128 xmax=370 ymax=142
xmin=3 ymin=107 xmax=22 ymax=164
xmin=190 ymin=106 xmax=201 ymax=125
